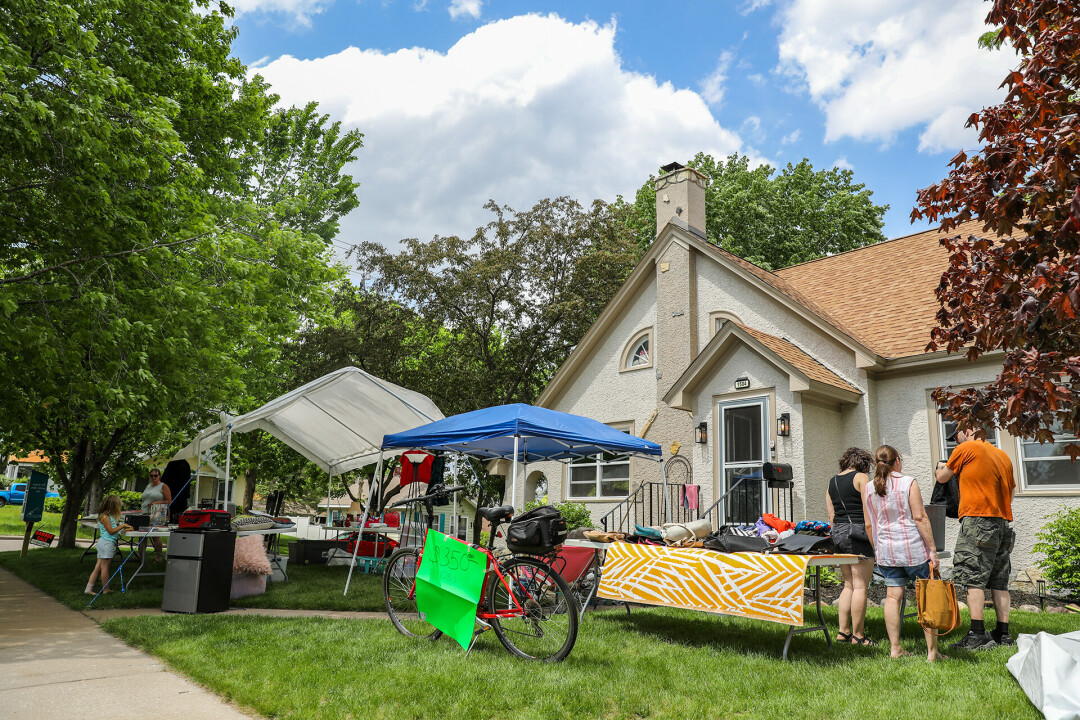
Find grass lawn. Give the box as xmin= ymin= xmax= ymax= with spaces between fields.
xmin=0 ymin=545 xmax=386 ymax=611
xmin=101 ymin=605 xmax=1080 ymax=720
xmin=0 ymin=504 xmax=95 ymax=539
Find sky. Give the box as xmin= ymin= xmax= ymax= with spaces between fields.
xmin=225 ymin=0 xmax=1018 ymax=269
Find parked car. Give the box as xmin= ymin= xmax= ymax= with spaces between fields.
xmin=0 ymin=482 xmax=61 ymax=508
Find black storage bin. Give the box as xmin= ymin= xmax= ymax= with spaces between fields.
xmin=289 ymin=539 xmax=347 ymax=565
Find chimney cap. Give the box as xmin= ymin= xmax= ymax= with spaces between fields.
xmin=660 ymin=161 xmax=685 ymax=174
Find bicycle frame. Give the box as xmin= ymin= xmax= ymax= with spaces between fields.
xmin=395 ymin=493 xmax=539 ymax=623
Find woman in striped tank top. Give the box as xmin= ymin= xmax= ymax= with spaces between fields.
xmin=864 ymin=445 xmax=946 ymax=661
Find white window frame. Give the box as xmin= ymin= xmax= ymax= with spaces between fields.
xmin=1017 ymin=422 xmax=1080 ymax=493
xmin=938 ymin=416 xmax=999 ymax=461
xmin=620 ymin=329 xmax=653 ymax=372
xmin=566 ymin=423 xmax=633 ymax=499
xmin=717 ymin=396 xmax=770 ymax=524
xmin=711 ymin=311 xmax=744 ymax=335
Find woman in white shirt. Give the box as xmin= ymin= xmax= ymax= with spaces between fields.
xmin=863 ymin=445 xmax=946 ymax=661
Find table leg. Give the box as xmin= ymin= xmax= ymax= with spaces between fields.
xmin=123 ymin=537 xmax=149 ymax=591
xmin=782 ymin=565 xmax=832 ymax=661
xmin=81 ymin=527 xmax=99 ymax=562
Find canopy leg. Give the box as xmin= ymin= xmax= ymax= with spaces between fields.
xmin=224 ymin=429 xmax=233 ymax=512
xmin=345 ymin=453 xmax=382 ymax=596
xmin=511 ymin=435 xmax=520 ymax=511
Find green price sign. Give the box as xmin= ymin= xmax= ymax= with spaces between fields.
xmin=20 ymin=470 xmax=50 ymax=524
xmin=414 ymin=529 xmax=487 ymax=650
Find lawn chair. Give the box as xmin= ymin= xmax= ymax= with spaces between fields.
xmin=552 ymin=545 xmax=630 ymax=621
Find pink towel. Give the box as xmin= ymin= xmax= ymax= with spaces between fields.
xmin=681 ymin=484 xmax=699 ymax=510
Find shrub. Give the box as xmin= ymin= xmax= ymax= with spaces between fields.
xmin=43 ymin=497 xmax=65 ymax=514
xmin=1034 ymin=506 xmax=1080 ymax=596
xmin=523 ymin=498 xmax=593 ymax=531
xmin=118 ymin=491 xmax=143 ymax=511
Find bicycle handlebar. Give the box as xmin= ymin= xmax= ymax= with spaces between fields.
xmin=386 ymin=484 xmax=468 ymax=509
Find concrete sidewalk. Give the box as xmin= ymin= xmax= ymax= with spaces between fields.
xmin=0 ymin=566 xmax=258 ymax=720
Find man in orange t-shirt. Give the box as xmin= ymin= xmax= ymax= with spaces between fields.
xmin=935 ymin=426 xmax=1016 ymax=651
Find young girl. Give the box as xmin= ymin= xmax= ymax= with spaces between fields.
xmin=86 ymin=495 xmax=131 ymax=595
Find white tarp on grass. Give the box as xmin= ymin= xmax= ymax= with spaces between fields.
xmin=174 ymin=367 xmax=444 ymax=474
xmin=1007 ymin=630 xmax=1080 ymax=720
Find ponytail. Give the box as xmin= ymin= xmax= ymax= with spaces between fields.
xmin=873 ymin=445 xmax=899 ymax=497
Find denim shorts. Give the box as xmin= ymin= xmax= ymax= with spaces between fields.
xmin=96 ymin=537 xmax=118 ymax=560
xmin=877 ymin=560 xmax=930 ymax=587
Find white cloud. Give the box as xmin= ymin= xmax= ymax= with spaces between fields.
xmin=776 ymin=0 xmax=1016 ymax=153
xmin=781 ymin=129 xmax=800 ymax=145
xmin=833 ymin=156 xmax=854 ymax=171
xmin=741 ymin=115 xmax=765 ymax=143
xmin=449 ymin=0 xmax=482 ymax=20
xmin=740 ymin=0 xmax=772 ymax=15
xmin=253 ymin=14 xmax=743 ymax=249
xmin=229 ymin=0 xmax=333 ymax=27
xmin=700 ymin=51 xmax=734 ymax=106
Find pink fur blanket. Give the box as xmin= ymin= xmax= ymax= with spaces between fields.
xmin=232 ymin=534 xmax=272 ymax=575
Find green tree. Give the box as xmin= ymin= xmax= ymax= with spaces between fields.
xmin=616 ymin=153 xmax=888 ymax=269
xmin=355 ymin=197 xmax=642 ymax=411
xmin=0 ymin=0 xmax=354 ymax=546
xmin=912 ymin=0 xmax=1080 ymax=451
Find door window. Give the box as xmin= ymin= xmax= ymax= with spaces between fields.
xmin=718 ymin=399 xmax=768 ymax=524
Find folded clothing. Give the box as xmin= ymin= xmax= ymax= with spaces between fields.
xmin=795 ymin=520 xmax=831 ymax=534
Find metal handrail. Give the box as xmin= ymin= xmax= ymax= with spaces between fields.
xmin=599 ymin=481 xmax=648 ymax=533
xmin=699 ymin=474 xmax=795 ymax=529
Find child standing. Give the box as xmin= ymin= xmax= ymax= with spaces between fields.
xmin=86 ymin=495 xmax=131 ymax=595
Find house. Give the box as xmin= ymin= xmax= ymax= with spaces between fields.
xmin=5 ymin=452 xmax=62 ymax=493
xmin=530 ymin=162 xmax=1079 ymax=577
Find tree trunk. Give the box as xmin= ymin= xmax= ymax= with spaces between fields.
xmin=83 ymin=475 xmax=104 ymax=517
xmin=243 ymin=467 xmax=256 ymax=512
xmin=55 ymin=428 xmax=126 ymax=549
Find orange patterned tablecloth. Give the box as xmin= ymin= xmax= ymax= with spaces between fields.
xmin=597 ymin=542 xmax=854 ymax=626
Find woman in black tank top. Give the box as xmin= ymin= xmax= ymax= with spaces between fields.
xmin=825 ymin=447 xmax=875 ymax=645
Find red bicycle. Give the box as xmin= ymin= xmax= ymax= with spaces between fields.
xmin=382 ymin=484 xmax=579 ymax=662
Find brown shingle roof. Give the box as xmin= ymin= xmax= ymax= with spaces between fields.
xmin=773 ymin=220 xmax=990 ymax=359
xmin=734 ymin=323 xmax=861 ymax=394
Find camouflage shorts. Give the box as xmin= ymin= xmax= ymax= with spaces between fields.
xmin=953 ymin=516 xmax=1014 ymax=591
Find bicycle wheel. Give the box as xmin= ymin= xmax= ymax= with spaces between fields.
xmin=486 ymin=556 xmax=579 ymax=662
xmin=383 ymin=547 xmax=442 ymax=640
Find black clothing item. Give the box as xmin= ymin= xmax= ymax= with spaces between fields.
xmin=829 ymin=471 xmax=865 ymax=523
xmin=931 ymin=473 xmax=961 ymax=518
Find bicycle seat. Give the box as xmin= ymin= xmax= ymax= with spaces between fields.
xmin=479 ymin=505 xmax=515 ymax=522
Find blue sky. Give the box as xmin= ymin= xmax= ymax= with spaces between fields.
xmin=225 ymin=0 xmax=1015 ymax=263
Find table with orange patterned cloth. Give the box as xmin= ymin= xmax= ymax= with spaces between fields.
xmin=597 ymin=542 xmax=860 ymax=659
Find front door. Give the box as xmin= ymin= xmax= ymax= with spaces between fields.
xmin=717 ymin=397 xmax=769 ymax=524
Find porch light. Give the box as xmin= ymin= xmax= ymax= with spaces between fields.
xmin=777 ymin=413 xmax=791 ymax=438
xmin=695 ymin=421 xmax=708 ymax=444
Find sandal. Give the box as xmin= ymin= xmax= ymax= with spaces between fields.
xmin=852 ymin=635 xmax=876 ymax=646
xmin=836 ymin=631 xmax=852 ymax=643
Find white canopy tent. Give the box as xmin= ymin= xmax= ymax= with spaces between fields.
xmin=173 ymin=367 xmax=444 ymax=515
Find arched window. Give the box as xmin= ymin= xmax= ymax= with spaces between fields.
xmin=711 ymin=311 xmax=744 ymax=334
xmin=621 ymin=329 xmax=652 ymax=371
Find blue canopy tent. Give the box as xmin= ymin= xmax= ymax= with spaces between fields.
xmin=382 ymin=404 xmax=663 ymax=512
xmin=343 ymin=404 xmax=664 ymax=594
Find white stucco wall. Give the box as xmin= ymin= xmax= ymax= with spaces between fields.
xmin=874 ymin=361 xmax=1080 ymax=575
xmin=694 ymin=257 xmax=863 ymax=393
xmin=538 ymin=276 xmax=661 ymax=524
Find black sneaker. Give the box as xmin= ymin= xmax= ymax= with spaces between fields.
xmin=950 ymin=630 xmax=995 ymax=651
xmin=992 ymin=633 xmax=1015 ymax=647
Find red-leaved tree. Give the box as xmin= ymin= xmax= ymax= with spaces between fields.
xmin=912 ymin=0 xmax=1080 ymax=456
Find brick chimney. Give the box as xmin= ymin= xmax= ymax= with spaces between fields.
xmin=654 ymin=161 xmax=707 ymax=239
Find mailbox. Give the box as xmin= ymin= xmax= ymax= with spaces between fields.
xmin=761 ymin=462 xmax=794 ymax=488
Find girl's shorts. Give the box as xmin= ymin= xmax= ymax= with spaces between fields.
xmin=96 ymin=538 xmax=118 ymax=560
